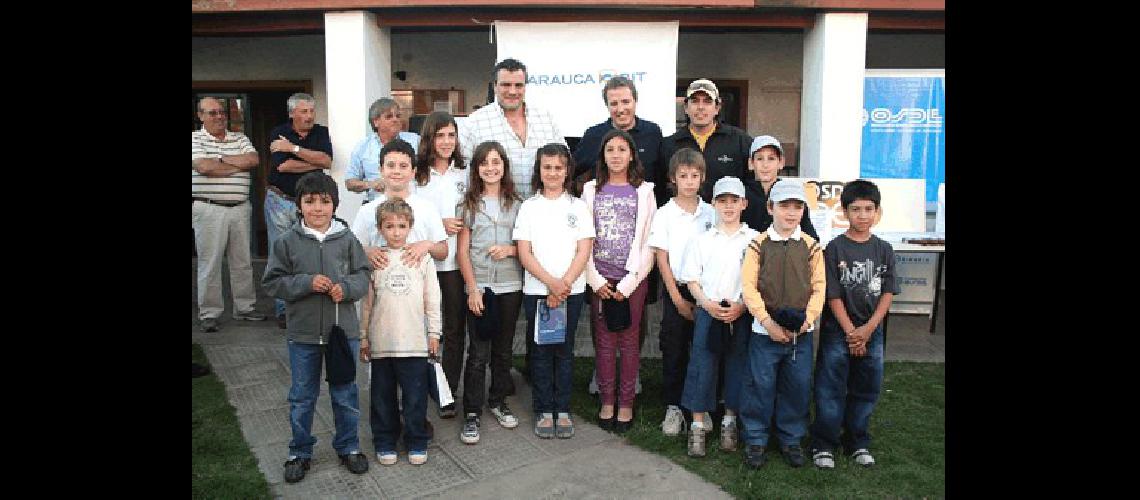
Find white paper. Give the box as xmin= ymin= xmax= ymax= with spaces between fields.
xmin=432 ymin=361 xmax=454 ymax=407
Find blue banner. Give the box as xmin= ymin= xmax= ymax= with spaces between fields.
xmin=860 ymin=73 xmax=945 ymax=208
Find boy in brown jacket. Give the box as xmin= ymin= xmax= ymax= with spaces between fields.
xmin=738 ymin=178 xmax=825 ymax=469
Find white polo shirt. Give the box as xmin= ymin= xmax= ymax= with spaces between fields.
xmin=351 ymin=192 xmax=447 ymax=250
xmin=414 ymin=162 xmax=469 ymax=272
xmin=647 ymin=198 xmax=717 ymax=281
xmin=679 ymin=222 xmax=759 ymax=302
xmin=512 ymin=192 xmax=596 ymax=295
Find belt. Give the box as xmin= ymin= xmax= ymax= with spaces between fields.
xmin=267 ymin=185 xmax=293 ymax=202
xmin=192 ymin=197 xmax=244 ymax=207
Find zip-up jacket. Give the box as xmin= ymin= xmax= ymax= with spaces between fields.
xmin=664 ymin=121 xmax=752 ymax=202
xmin=262 ymin=218 xmax=371 ymax=345
xmin=740 ymin=229 xmax=826 ymax=328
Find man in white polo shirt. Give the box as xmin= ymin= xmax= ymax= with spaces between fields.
xmin=192 ymin=97 xmax=267 ymax=333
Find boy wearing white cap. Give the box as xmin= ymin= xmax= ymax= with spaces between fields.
xmin=738 ymin=178 xmax=825 ymax=469
xmin=677 ymin=176 xmax=758 ymax=457
xmin=740 ymin=135 xmax=819 ymax=240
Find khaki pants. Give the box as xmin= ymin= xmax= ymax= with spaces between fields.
xmin=192 ymin=200 xmax=257 ymax=320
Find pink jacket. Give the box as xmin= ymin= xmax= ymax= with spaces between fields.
xmin=582 ymin=179 xmax=657 ymax=297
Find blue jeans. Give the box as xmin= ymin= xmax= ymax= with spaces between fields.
xmin=809 ymin=325 xmax=884 ymax=453
xmin=369 ymin=357 xmax=430 ymax=453
xmin=264 ymin=188 xmax=297 ymax=319
xmin=524 ymin=293 xmax=584 ymax=414
xmin=739 ymin=331 xmax=813 ymax=448
xmin=287 ymin=339 xmax=361 ymax=459
xmin=680 ymin=307 xmax=750 ymax=413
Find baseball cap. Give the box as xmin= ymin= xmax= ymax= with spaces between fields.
xmin=769 ymin=179 xmax=807 ymax=203
xmin=685 ymin=79 xmax=720 ymax=102
xmin=712 ymin=176 xmax=745 ymax=199
xmin=749 ymin=135 xmax=784 ymax=157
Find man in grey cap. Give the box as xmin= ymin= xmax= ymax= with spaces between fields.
xmin=663 ymin=79 xmax=752 ymax=202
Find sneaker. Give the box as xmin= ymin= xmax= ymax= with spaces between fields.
xmin=781 ymin=445 xmax=806 ymax=467
xmin=720 ymin=420 xmax=738 ymax=452
xmin=201 ymin=318 xmax=219 ymax=333
xmin=661 ymin=406 xmax=685 ymax=436
xmin=812 ymin=450 xmax=836 ymax=469
xmin=276 ymin=316 xmax=287 ymax=329
xmin=744 ymin=445 xmax=768 ymax=469
xmin=852 ymin=448 xmax=876 ymax=467
xmin=460 ymin=413 xmax=481 ymax=444
xmin=534 ymin=413 xmax=555 ymax=439
xmin=687 ymin=422 xmax=707 ymax=457
xmin=555 ymin=412 xmax=574 ymax=439
xmin=233 ymin=309 xmax=268 ymax=321
xmin=490 ymin=403 xmax=520 ymax=429
xmin=439 ymin=403 xmax=457 ymax=419
xmin=338 ymin=451 xmax=369 ymax=474
xmin=283 ymin=456 xmax=310 ymax=483
xmin=408 ymin=450 xmax=428 ymax=465
xmin=376 ymin=451 xmax=397 ymax=466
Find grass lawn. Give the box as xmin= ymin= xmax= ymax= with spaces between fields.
xmin=192 ymin=344 xmax=272 ymax=500
xmin=516 ymin=356 xmax=944 ymax=498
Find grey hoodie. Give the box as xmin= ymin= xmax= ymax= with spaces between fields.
xmin=262 ymin=219 xmax=371 ymax=344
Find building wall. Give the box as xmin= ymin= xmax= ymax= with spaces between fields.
xmin=389 ymin=30 xmax=498 ymax=113
xmin=192 ymin=35 xmax=329 ymax=125
xmin=866 ymin=32 xmax=944 ymax=69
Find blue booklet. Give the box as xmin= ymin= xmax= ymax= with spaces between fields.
xmin=534 ymin=300 xmax=567 ymax=345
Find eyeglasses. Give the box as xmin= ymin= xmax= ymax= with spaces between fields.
xmin=200 ymin=110 xmax=225 ymax=117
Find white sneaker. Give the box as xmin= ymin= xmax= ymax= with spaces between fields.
xmin=852 ymin=448 xmax=875 ymax=467
xmin=489 ymin=403 xmax=520 ymax=429
xmin=661 ymin=406 xmax=686 ymax=436
xmin=408 ymin=450 xmax=428 ymax=465
xmin=376 ymin=451 xmax=397 ymax=466
xmin=813 ymin=450 xmax=836 ymax=469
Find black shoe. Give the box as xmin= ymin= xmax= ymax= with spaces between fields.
xmin=283 ymin=456 xmax=311 ymax=483
xmin=276 ymin=316 xmax=287 ymax=329
xmin=744 ymin=445 xmax=768 ymax=469
xmin=192 ymin=362 xmax=211 ymax=378
xmin=781 ymin=445 xmax=806 ymax=468
xmin=201 ymin=318 xmax=219 ymax=333
xmin=338 ymin=452 xmax=368 ymax=474
xmin=614 ymin=419 xmax=633 ymax=434
xmin=439 ymin=403 xmax=457 ymax=419
xmin=597 ymin=414 xmax=614 ymax=432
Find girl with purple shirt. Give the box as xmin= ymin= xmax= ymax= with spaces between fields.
xmin=582 ymin=129 xmax=658 ymax=433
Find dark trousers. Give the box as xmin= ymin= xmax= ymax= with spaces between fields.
xmin=524 ymin=293 xmax=585 ymax=414
xmin=462 ymin=291 xmax=523 ymax=414
xmin=369 ymin=357 xmax=430 ymax=453
xmin=438 ymin=270 xmax=467 ymax=398
xmin=659 ymin=284 xmax=696 ymax=407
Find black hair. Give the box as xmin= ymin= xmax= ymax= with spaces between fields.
xmin=379 ymin=138 xmax=416 ymax=167
xmin=840 ymin=179 xmax=882 ymax=209
xmin=294 ymin=171 xmax=340 ymax=210
xmin=531 ymin=143 xmax=575 ymax=195
xmin=493 ymin=58 xmax=527 ymax=82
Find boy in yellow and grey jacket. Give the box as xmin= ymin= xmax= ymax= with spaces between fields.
xmin=737 ymin=178 xmax=825 ymax=469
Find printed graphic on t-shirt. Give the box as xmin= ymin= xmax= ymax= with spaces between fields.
xmin=567 ymin=213 xmax=578 ymax=228
xmin=594 ymin=188 xmax=637 ymax=268
xmin=837 ymin=259 xmax=889 ymax=297
xmin=384 ymin=269 xmax=412 ymax=296
xmin=455 ymin=181 xmax=465 ymax=194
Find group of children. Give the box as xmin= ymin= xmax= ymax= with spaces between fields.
xmin=260 ymin=114 xmax=898 ymax=483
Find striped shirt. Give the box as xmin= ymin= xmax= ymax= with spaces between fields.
xmin=458 ymin=101 xmax=566 ymax=200
xmin=192 ymin=128 xmax=257 ymax=203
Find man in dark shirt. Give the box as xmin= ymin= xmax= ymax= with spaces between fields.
xmin=572 ymin=76 xmax=668 ymax=206
xmin=663 ymin=79 xmax=752 ymax=202
xmin=264 ymin=92 xmax=334 ymax=327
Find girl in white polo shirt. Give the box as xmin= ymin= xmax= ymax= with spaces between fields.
xmin=513 ymin=143 xmax=595 ymax=439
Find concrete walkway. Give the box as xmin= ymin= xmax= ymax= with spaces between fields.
xmin=193 ymin=258 xmax=943 ymax=498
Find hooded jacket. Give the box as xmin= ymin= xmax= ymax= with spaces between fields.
xmin=262 ymin=218 xmax=371 ymax=344
xmin=664 ymin=120 xmax=752 ymax=202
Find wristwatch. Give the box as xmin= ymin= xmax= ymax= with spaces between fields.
xmin=292 ymin=145 xmax=301 ymax=154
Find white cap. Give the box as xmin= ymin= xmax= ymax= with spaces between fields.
xmin=685 ymin=79 xmax=720 ymax=102
xmin=712 ymin=176 xmax=745 ymax=199
xmin=769 ymin=179 xmax=806 ymax=203
xmin=749 ymin=135 xmax=783 ymax=157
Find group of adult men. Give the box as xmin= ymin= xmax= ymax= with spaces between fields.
xmin=191 ymin=57 xmax=758 ymax=333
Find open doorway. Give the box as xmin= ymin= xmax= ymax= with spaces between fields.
xmin=192 ymin=81 xmax=310 ymax=258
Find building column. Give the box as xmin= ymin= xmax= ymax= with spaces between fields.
xmin=324 ymin=11 xmax=392 ymax=222
xmin=798 ymin=13 xmax=868 ymax=180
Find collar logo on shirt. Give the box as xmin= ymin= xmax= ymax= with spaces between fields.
xmin=456 ymin=182 xmax=465 ymax=194
xmin=567 ymin=213 xmax=578 ymax=228
xmin=718 ymin=155 xmax=733 ymax=163
xmin=705 ymin=221 xmax=713 ymax=230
